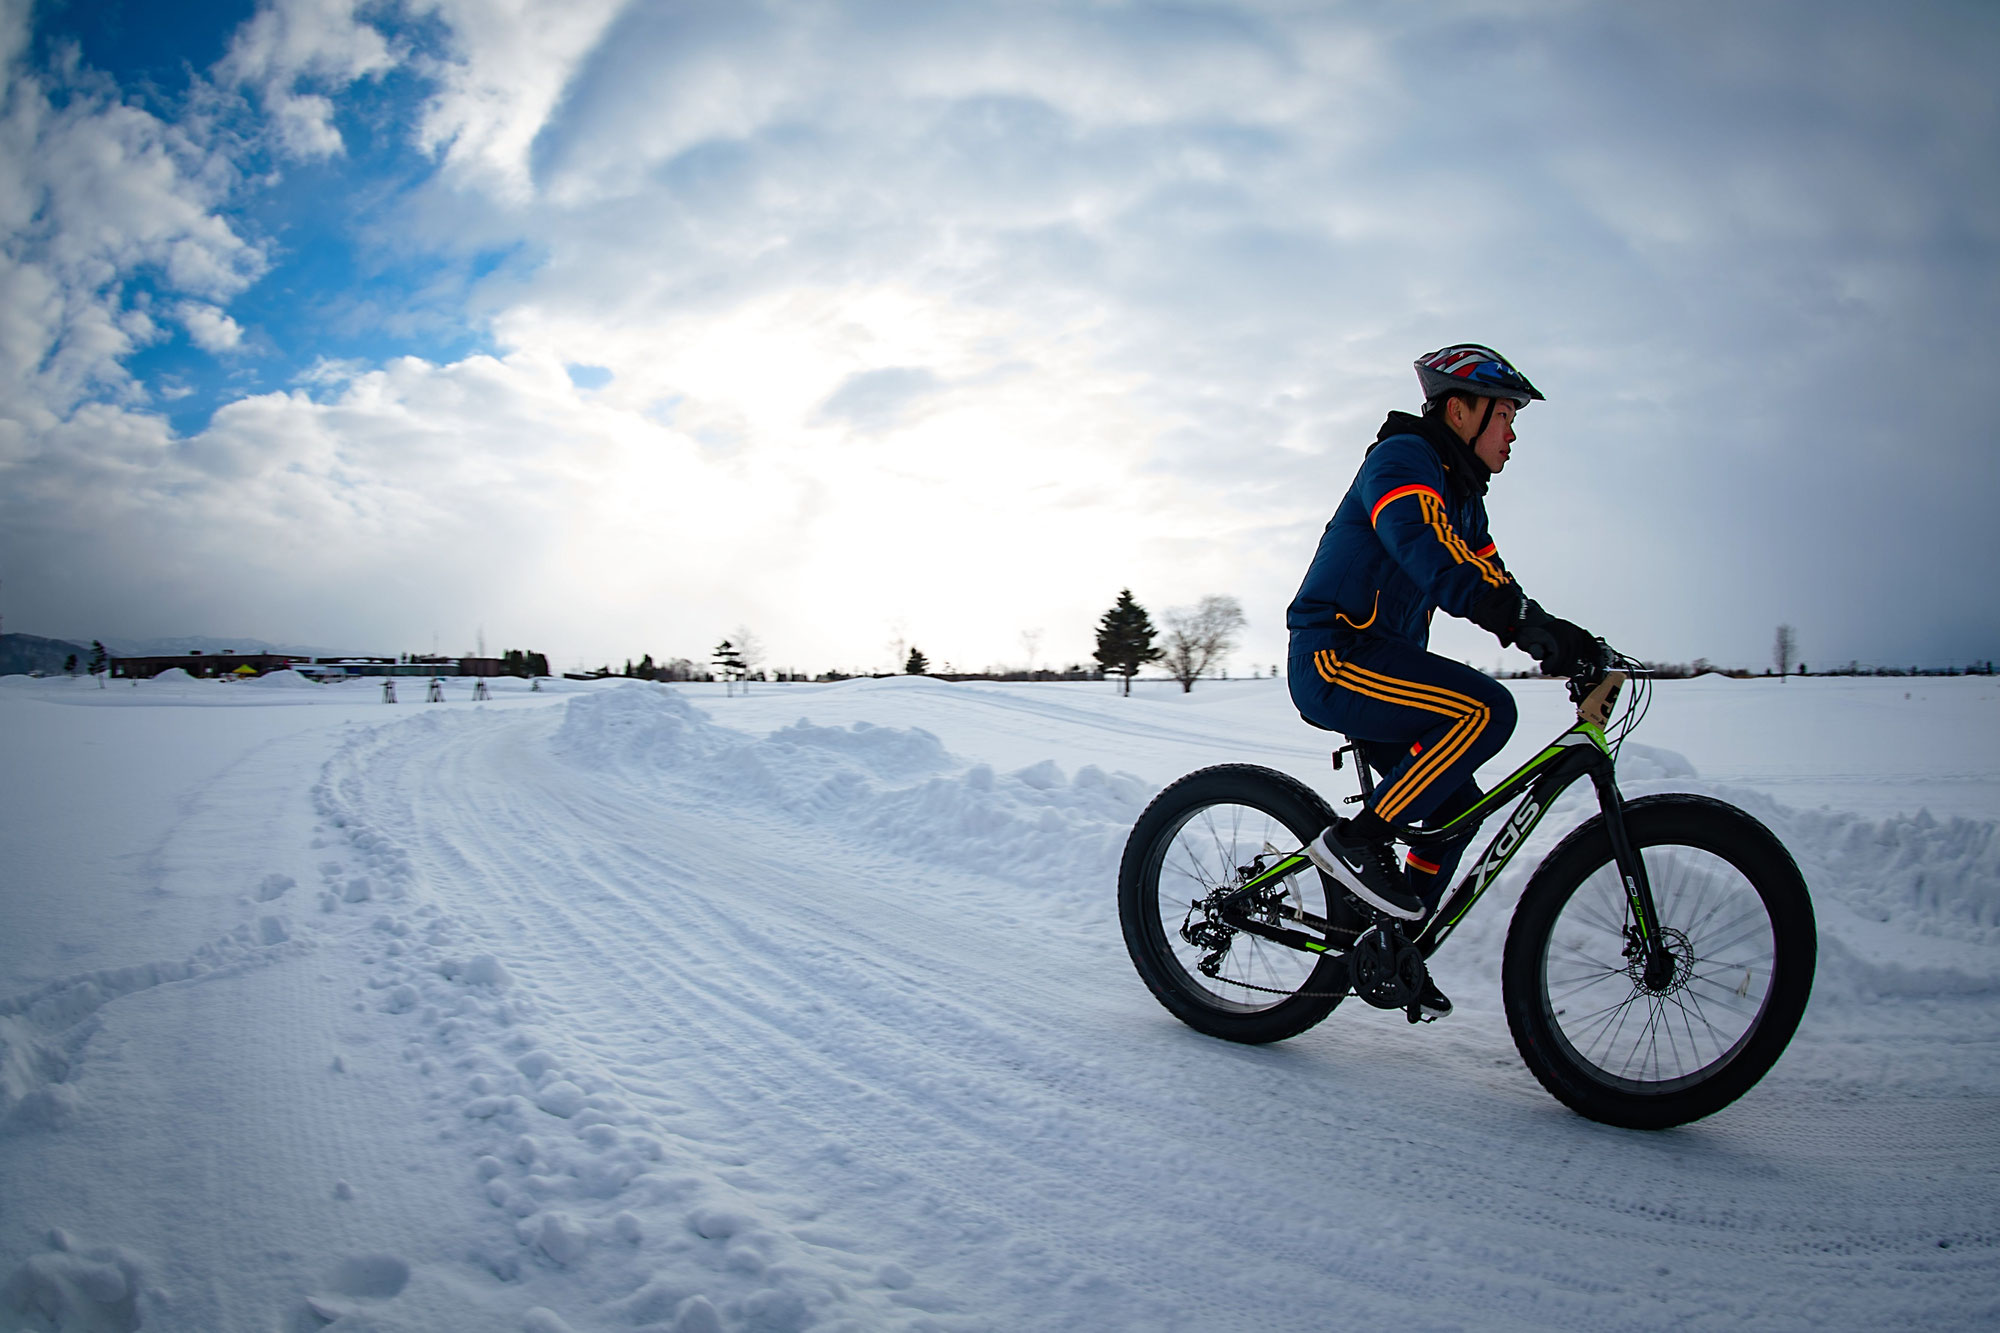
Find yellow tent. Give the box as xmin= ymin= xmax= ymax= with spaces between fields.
xmin=232 ymin=664 xmax=257 ymax=676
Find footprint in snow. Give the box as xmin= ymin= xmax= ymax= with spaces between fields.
xmin=1 ymin=1229 xmax=155 ymax=1333
xmin=299 ymin=1253 xmax=411 ymax=1328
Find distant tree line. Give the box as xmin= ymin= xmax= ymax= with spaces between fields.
xmin=1491 ymin=657 xmax=1998 ymax=681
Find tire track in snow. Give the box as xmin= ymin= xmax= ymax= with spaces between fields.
xmin=317 ymin=708 xmax=968 ymax=1332
xmin=340 ymin=704 xmax=1201 ymax=1326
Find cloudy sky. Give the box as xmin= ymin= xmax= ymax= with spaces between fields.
xmin=3 ymin=0 xmax=1994 ymax=676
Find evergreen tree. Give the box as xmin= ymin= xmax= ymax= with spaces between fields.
xmin=89 ymin=641 xmax=109 ymax=677
xmin=64 ymin=653 xmax=77 ymax=675
xmin=713 ymin=640 xmax=746 ymax=692
xmin=500 ymin=649 xmax=550 ymax=678
xmin=1093 ymin=589 xmax=1162 ymax=696
xmin=905 ymin=647 xmax=929 ymax=675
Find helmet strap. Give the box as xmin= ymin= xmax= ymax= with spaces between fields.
xmin=1471 ymin=396 xmax=1496 ymax=445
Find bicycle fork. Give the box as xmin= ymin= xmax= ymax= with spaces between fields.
xmin=1589 ymin=765 xmax=1674 ymax=987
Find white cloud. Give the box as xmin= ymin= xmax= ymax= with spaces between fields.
xmin=0 ymin=7 xmax=262 ymax=419
xmin=5 ymin=0 xmax=1997 ymax=672
xmin=408 ymin=0 xmax=628 ymax=199
xmin=216 ymin=0 xmax=397 ymax=158
xmin=178 ymin=301 xmax=245 ymax=352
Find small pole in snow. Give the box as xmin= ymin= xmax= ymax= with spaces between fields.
xmin=473 ymin=678 xmax=490 ymax=700
xmin=531 ymin=677 xmax=542 ymax=692
xmin=383 ymin=678 xmax=397 ymax=703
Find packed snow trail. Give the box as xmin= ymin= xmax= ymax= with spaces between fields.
xmin=311 ymin=688 xmax=2000 ymax=1327
xmin=3 ymin=675 xmax=1998 ymax=1330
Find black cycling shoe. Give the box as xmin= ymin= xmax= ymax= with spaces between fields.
xmin=1307 ymin=820 xmax=1426 ymax=921
xmin=1417 ymin=976 xmax=1452 ymax=1021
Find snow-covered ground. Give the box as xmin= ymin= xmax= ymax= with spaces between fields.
xmin=2 ymin=670 xmax=1996 ymax=1332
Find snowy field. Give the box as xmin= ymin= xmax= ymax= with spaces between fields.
xmin=2 ymin=670 xmax=1997 ymax=1332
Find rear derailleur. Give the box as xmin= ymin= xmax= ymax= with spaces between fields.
xmin=1180 ymin=851 xmax=1297 ymax=978
xmin=1181 ymin=900 xmax=1238 ymax=979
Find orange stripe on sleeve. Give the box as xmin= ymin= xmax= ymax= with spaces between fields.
xmin=1370 ymin=484 xmax=1443 ymax=527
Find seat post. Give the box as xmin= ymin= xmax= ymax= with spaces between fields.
xmin=1333 ymin=739 xmax=1375 ymax=801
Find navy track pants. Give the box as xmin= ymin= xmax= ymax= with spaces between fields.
xmin=1289 ymin=637 xmax=1517 ymax=904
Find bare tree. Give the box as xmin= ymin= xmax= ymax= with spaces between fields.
xmin=733 ymin=625 xmax=765 ymax=690
xmin=1161 ymin=596 xmax=1247 ymax=693
xmin=1773 ymin=624 xmax=1797 ymax=681
xmin=885 ymin=619 xmax=908 ymax=678
xmin=1019 ymin=627 xmax=1043 ymax=676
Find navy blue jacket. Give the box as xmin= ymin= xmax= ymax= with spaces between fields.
xmin=1288 ymin=412 xmax=1515 ymax=655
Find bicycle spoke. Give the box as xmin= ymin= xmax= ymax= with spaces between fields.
xmin=1540 ymin=836 xmax=1781 ymax=1092
xmin=1150 ymin=800 xmax=1326 ymax=1009
xmin=1565 ymin=880 xmax=1630 ymax=937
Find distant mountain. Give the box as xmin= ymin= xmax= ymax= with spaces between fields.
xmin=0 ymin=633 xmax=93 ymax=676
xmin=99 ymin=635 xmax=349 ymax=658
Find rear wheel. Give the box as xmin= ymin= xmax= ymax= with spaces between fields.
xmin=1503 ymin=794 xmax=1816 ymax=1129
xmin=1118 ymin=765 xmax=1361 ymax=1044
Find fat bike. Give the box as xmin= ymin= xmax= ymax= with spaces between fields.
xmin=1117 ymin=657 xmax=1816 ymax=1130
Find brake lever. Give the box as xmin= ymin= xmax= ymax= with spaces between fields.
xmin=1564 ymin=640 xmax=1615 ymax=704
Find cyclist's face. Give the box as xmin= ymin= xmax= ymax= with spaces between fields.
xmin=1470 ymin=399 xmax=1517 ymax=473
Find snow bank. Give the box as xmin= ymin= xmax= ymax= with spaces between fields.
xmin=551 ymin=682 xmax=726 ymax=769
xmin=552 ymin=685 xmax=2000 ymax=992
xmin=553 ymin=685 xmax=1152 ymax=904
xmin=1790 ymin=807 xmax=2000 ymax=941
xmin=240 ymin=668 xmax=319 ymax=689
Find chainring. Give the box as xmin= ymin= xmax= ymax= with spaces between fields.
xmin=1348 ymin=925 xmax=1428 ymax=1010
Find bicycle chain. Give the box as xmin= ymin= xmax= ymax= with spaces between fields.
xmin=1201 ymin=921 xmax=1364 ymax=998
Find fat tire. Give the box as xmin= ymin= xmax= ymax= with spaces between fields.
xmin=1503 ymin=794 xmax=1815 ymax=1129
xmin=1119 ymin=764 xmax=1356 ymax=1044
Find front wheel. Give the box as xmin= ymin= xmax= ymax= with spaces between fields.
xmin=1118 ymin=764 xmax=1361 ymax=1044
xmin=1503 ymin=794 xmax=1816 ymax=1129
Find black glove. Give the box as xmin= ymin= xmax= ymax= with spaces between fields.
xmin=1470 ymin=584 xmax=1529 ymax=643
xmin=1515 ymin=601 xmax=1600 ymax=678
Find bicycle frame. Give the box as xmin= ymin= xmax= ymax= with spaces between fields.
xmin=1220 ymin=672 xmax=1670 ymax=971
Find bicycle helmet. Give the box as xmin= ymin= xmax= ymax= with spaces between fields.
xmin=1414 ymin=344 xmax=1544 ymax=409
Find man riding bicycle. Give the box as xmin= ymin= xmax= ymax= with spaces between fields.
xmin=1286 ymin=344 xmax=1600 ymax=1017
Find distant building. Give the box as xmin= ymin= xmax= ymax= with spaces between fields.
xmin=114 ymin=651 xmax=510 ymax=680
xmin=112 ymin=650 xmax=299 ymax=679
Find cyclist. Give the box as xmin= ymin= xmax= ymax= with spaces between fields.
xmin=1286 ymin=344 xmax=1600 ymax=1015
